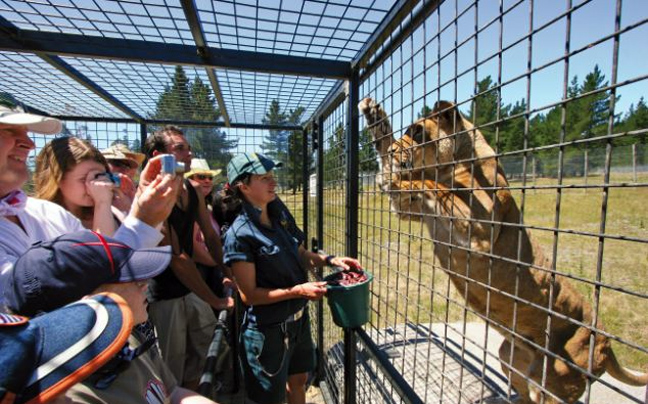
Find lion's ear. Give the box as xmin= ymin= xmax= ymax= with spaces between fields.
xmin=432 ymin=100 xmax=465 ymax=133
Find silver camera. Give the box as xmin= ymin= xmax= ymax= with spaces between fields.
xmin=160 ymin=154 xmax=185 ymax=176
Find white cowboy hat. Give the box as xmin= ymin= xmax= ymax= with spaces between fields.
xmin=0 ymin=92 xmax=61 ymax=135
xmin=184 ymin=158 xmax=222 ymax=179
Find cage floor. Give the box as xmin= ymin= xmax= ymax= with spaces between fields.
xmin=323 ymin=322 xmax=646 ymax=404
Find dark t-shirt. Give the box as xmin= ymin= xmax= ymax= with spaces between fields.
xmin=148 ymin=180 xmax=199 ymax=301
xmin=223 ymin=198 xmax=307 ymax=326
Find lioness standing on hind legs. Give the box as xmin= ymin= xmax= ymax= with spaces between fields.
xmin=358 ymin=97 xmax=647 ymax=404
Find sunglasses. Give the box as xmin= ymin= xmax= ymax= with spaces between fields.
xmin=193 ymin=174 xmax=213 ymax=181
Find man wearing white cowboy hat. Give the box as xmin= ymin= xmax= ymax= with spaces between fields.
xmin=184 ymin=158 xmax=222 ymax=200
xmin=0 ymin=92 xmax=182 ymax=308
xmin=185 ymin=159 xmax=234 ymax=295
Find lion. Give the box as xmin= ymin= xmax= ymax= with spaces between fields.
xmin=358 ymin=97 xmax=647 ymax=403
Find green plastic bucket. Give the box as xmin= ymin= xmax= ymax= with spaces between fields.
xmin=324 ymin=271 xmax=373 ymax=328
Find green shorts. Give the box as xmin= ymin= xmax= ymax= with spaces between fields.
xmin=240 ymin=310 xmax=315 ymax=404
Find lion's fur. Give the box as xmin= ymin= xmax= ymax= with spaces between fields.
xmin=359 ymin=97 xmax=647 ymax=403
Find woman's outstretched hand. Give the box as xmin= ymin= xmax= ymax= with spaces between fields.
xmin=328 ymin=256 xmax=361 ymax=271
xmin=296 ymin=281 xmax=328 ymax=300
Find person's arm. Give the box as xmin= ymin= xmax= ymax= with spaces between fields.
xmin=163 ymin=224 xmax=233 ymax=311
xmin=169 ymin=386 xmax=220 ymax=404
xmin=169 ymin=253 xmax=233 ymax=310
xmin=194 ymin=188 xmax=234 ymax=280
xmin=298 ymin=244 xmax=361 ymax=271
xmin=232 ymin=261 xmax=326 ymax=306
xmin=85 ymin=171 xmax=117 ymax=236
xmin=191 ymin=223 xmax=216 ymax=266
xmin=194 ymin=189 xmax=224 ymax=265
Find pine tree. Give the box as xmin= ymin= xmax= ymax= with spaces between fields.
xmin=286 ymin=107 xmax=306 ymax=193
xmin=151 ymin=66 xmax=237 ymax=171
xmin=359 ymin=127 xmax=379 ymax=172
xmin=417 ymin=105 xmax=432 ymax=119
xmin=260 ymin=100 xmax=289 ymax=162
xmin=152 ymin=66 xmax=192 ymax=121
xmin=501 ymin=100 xmax=528 ymax=152
xmin=466 ymin=76 xmax=501 ymax=146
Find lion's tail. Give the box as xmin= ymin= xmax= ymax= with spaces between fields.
xmin=605 ymin=349 xmax=648 ymax=386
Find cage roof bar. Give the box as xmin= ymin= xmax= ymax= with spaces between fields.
xmin=0 ymin=23 xmax=351 ymax=80
xmin=359 ymin=0 xmax=442 ymax=82
xmin=310 ymin=0 xmax=440 ymax=127
xmin=52 ymin=116 xmax=302 ymax=131
xmin=180 ymin=0 xmax=231 ymax=127
xmin=351 ymin=0 xmax=419 ymax=70
xmin=308 ymin=81 xmax=347 ymax=129
xmin=352 ymin=0 xmax=442 ymax=81
xmin=37 ymin=53 xmax=145 ymax=122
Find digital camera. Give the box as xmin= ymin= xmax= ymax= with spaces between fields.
xmin=160 ymin=154 xmax=186 ymax=176
xmin=95 ymin=172 xmax=121 ymax=188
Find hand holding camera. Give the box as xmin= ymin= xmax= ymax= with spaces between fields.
xmin=87 ymin=171 xmax=117 ymax=207
xmin=129 ymin=154 xmax=184 ymax=227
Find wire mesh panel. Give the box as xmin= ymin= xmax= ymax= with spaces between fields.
xmin=316 ymin=97 xmax=351 ymax=403
xmin=197 ymin=0 xmax=398 ymax=60
xmin=0 ymin=0 xmax=193 ymax=44
xmin=343 ymin=0 xmax=648 ymax=403
xmin=0 ymin=52 xmax=130 ymax=119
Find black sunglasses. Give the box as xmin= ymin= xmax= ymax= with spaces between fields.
xmin=193 ymin=174 xmax=214 ymax=181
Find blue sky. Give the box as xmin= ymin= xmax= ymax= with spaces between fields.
xmin=23 ymin=0 xmax=647 ymax=155
xmin=368 ymin=0 xmax=647 ymax=128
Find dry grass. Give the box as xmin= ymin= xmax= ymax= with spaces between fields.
xmin=278 ymin=172 xmax=648 ymax=369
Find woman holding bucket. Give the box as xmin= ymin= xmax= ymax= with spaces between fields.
xmin=222 ymin=152 xmax=359 ymax=404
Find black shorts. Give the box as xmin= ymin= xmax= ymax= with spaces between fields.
xmin=239 ymin=310 xmax=315 ymax=404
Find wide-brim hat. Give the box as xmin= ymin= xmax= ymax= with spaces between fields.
xmin=101 ymin=144 xmax=145 ymax=168
xmin=0 ymin=92 xmax=61 ymax=135
xmin=0 ymin=292 xmax=133 ymax=404
xmin=184 ymin=158 xmax=222 ymax=179
xmin=6 ymin=230 xmax=172 ymax=317
xmin=227 ymin=152 xmax=282 ymax=184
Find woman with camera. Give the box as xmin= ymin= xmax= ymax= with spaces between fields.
xmin=34 ymin=136 xmax=122 ymax=234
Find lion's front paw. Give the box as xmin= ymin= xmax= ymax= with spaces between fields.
xmin=358 ymin=97 xmax=374 ymax=114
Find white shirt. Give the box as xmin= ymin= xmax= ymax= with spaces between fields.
xmin=0 ymin=197 xmax=163 ymax=306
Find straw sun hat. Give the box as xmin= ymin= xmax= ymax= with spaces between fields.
xmin=184 ymin=158 xmax=222 ymax=180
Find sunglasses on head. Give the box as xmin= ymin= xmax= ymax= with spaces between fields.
xmin=194 ymin=174 xmax=213 ymax=181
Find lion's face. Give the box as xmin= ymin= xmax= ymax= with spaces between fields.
xmin=384 ymin=117 xmax=455 ymax=186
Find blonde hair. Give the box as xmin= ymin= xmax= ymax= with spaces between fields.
xmin=34 ymin=137 xmax=108 ymax=205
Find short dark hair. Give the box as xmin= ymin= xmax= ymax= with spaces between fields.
xmin=142 ymin=125 xmax=184 ymax=164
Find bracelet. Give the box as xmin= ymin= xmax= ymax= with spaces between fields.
xmin=325 ymin=255 xmax=336 ymax=266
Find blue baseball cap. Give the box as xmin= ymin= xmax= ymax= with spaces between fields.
xmin=5 ymin=230 xmax=171 ymax=317
xmin=0 ymin=292 xmax=133 ymax=404
xmin=227 ymin=152 xmax=282 ymax=184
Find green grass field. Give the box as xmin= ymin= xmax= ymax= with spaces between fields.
xmin=279 ymin=172 xmax=648 ymax=369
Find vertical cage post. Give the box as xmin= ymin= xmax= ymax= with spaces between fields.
xmin=139 ymin=122 xmax=147 ymax=153
xmin=343 ymin=70 xmax=360 ymax=404
xmin=315 ymin=116 xmax=325 ymax=384
xmin=302 ymin=127 xmax=309 ymax=244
